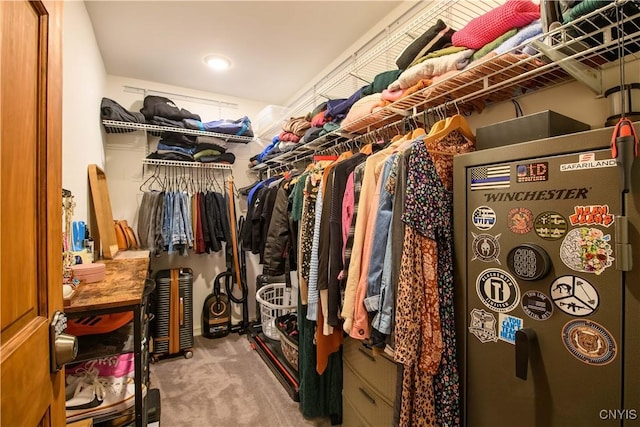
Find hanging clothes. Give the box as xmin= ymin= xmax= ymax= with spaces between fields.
xmin=395 ymin=130 xmax=474 ymax=427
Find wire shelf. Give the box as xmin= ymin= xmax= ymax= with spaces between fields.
xmin=252 ymin=0 xmax=640 ymax=172
xmin=142 ymin=158 xmax=233 ymax=170
xmin=102 ymin=120 xmax=254 ymax=144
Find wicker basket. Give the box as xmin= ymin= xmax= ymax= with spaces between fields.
xmin=255 ymin=283 xmax=296 ymax=341
xmin=275 ymin=315 xmax=299 ymax=372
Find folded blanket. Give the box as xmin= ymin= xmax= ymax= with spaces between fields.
xmin=184 ymin=116 xmax=254 ymax=137
xmin=381 ymin=87 xmax=407 ymax=102
xmin=494 ymin=19 xmax=543 ymax=55
xmin=195 ymin=142 xmax=226 ymax=154
xmin=140 ymin=95 xmax=201 ymax=121
xmin=388 ymin=49 xmax=475 ymax=91
xmin=396 ymin=19 xmax=456 ymax=70
xmin=146 ymin=151 xmax=194 ymax=162
xmin=452 ymin=0 xmax=541 ymax=49
xmin=341 ymin=94 xmax=390 ymax=133
xmin=278 ymin=131 xmax=301 ymax=143
xmin=310 ymin=110 xmax=328 ymax=127
xmin=157 ymin=142 xmax=196 ymax=155
xmin=326 ymin=87 xmax=365 ymax=120
xmin=149 ymin=116 xmax=185 ymax=128
xmin=562 ymin=0 xmax=609 ymax=23
xmin=197 ymin=152 xmax=236 ymax=164
xmin=282 ymin=116 xmax=311 ymax=137
xmin=398 ymin=78 xmax=433 ymax=100
xmin=407 ymin=45 xmax=468 ymax=68
xmin=301 ymin=126 xmax=324 ymax=143
xmin=471 ymin=29 xmax=518 ymax=62
xmin=196 ymin=135 xmax=227 ymax=147
xmin=193 ymin=149 xmax=223 ymax=160
xmin=101 ymin=98 xmax=146 ymax=124
xmin=361 ymin=70 xmax=403 ymax=96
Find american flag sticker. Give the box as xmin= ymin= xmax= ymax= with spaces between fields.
xmin=471 ymin=165 xmax=510 ymax=190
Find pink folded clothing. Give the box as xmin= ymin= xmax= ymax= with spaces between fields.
xmin=341 ymin=94 xmax=390 ymax=133
xmin=452 ymin=0 xmax=540 ymax=50
xmin=278 ymin=131 xmax=300 ymax=143
xmin=381 ymin=88 xmax=406 ymax=102
xmin=310 ymin=110 xmax=327 ymax=127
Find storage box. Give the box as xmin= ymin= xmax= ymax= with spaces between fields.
xmin=71 ymin=263 xmax=106 ymax=283
xmin=476 ymin=110 xmax=590 ymax=150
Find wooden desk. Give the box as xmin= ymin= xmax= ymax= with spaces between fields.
xmin=66 ymin=256 xmax=150 ymax=314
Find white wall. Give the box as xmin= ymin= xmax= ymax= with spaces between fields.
xmin=102 ymin=76 xmax=269 ymax=334
xmin=62 ymin=0 xmax=107 ymax=224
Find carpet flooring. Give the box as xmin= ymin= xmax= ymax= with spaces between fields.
xmin=149 ymin=334 xmax=334 ymax=427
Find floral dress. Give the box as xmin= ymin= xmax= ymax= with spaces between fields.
xmin=395 ymin=130 xmax=474 ymax=427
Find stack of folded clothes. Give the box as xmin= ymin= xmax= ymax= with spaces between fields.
xmin=146 ymin=133 xmax=235 ymax=165
xmin=100 ymin=98 xmax=146 ymax=132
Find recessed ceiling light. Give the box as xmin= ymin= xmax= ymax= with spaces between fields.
xmin=204 ymin=55 xmax=231 ymax=71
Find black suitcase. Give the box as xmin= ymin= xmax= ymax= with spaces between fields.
xmin=151 ymin=268 xmax=194 ymax=360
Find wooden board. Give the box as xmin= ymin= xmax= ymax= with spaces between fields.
xmin=88 ymin=164 xmax=119 ymax=259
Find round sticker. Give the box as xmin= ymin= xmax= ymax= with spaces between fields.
xmin=550 ymin=275 xmax=599 ymax=317
xmin=521 ymin=290 xmax=553 ymax=320
xmin=472 ymin=232 xmax=501 ymax=264
xmin=507 ymin=243 xmax=551 ymax=281
xmin=534 ymin=211 xmax=568 ymax=240
xmin=476 ymin=268 xmax=520 ymax=313
xmin=562 ymin=319 xmax=617 ymax=365
xmin=472 ymin=206 xmax=497 ymax=231
xmin=560 ymin=227 xmax=614 ymax=275
xmin=507 ymin=207 xmax=533 ymax=234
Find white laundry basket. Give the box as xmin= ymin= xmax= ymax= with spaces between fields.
xmin=255 ymin=283 xmax=296 ymax=340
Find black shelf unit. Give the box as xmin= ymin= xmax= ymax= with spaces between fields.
xmin=248 ymin=324 xmax=299 ymax=402
xmin=66 ymin=278 xmax=155 ymax=427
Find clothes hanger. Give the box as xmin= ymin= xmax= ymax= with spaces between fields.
xmin=139 ymin=165 xmax=162 ymax=192
xmin=422 ymin=101 xmax=475 ymax=146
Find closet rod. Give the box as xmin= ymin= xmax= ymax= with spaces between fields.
xmin=142 ymin=158 xmax=233 ymax=170
xmin=265 ymin=100 xmax=466 ymax=176
xmin=123 ymin=85 xmax=239 ymax=110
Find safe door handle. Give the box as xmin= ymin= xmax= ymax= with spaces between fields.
xmin=179 ymin=297 xmax=184 ymax=326
xmin=515 ymin=328 xmax=537 ymax=380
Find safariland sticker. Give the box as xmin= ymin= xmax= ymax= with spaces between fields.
xmin=569 ymin=205 xmax=615 ymax=227
xmin=469 ymin=308 xmax=498 ymax=343
xmin=472 ymin=232 xmax=501 ymax=264
xmin=498 ymin=313 xmax=523 ymax=344
xmin=560 ymin=152 xmax=616 ymax=172
xmin=516 ymin=162 xmax=548 ymax=183
xmin=550 ymin=275 xmax=599 ymax=317
xmin=560 ymin=228 xmax=614 ymax=275
xmin=472 ymin=206 xmax=497 ymax=231
xmin=476 ymin=268 xmax=521 ymax=313
xmin=521 ymin=290 xmax=553 ymax=321
xmin=534 ymin=211 xmax=568 ymax=240
xmin=562 ymin=319 xmax=617 ymax=366
xmin=507 ymin=207 xmax=533 ymax=234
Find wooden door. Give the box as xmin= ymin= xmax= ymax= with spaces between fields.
xmin=1 ymin=1 xmax=65 ymax=426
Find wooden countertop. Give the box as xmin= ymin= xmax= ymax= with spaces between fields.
xmin=65 ymin=255 xmax=150 ymax=314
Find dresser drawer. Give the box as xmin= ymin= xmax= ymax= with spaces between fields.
xmin=343 ymin=364 xmax=394 ymax=427
xmin=342 ymin=395 xmax=369 ymax=427
xmin=343 ymin=337 xmax=397 ymax=404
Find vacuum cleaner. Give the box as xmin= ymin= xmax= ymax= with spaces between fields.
xmin=202 ymin=176 xmax=250 ymax=337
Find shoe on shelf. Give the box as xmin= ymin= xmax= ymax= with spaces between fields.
xmin=66 ymin=371 xmax=145 ymax=423
xmin=66 ymin=353 xmax=135 ymax=379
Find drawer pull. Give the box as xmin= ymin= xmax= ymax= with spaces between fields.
xmin=358 ymin=347 xmax=375 ymax=362
xmin=358 ymin=387 xmax=376 ymax=406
